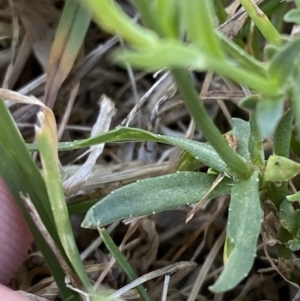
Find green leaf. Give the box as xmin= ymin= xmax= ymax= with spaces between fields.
xmin=284 ymin=9 xmax=300 ymax=24
xmin=28 ymin=126 xmax=230 ymax=175
xmin=273 ymin=110 xmax=294 ymax=157
xmin=239 ymin=95 xmax=261 ymax=111
xmin=115 ymin=41 xmax=207 ymax=71
xmin=232 ymin=118 xmax=250 ymax=160
xmin=156 ymin=0 xmax=182 ymax=39
xmin=268 ymin=110 xmax=293 ymax=208
xmin=291 ymin=67 xmax=300 ymax=137
xmin=100 ymin=228 xmax=151 ymax=301
xmin=218 ymin=33 xmax=267 ymax=78
xmin=264 ymin=155 xmax=300 ymax=182
xmin=287 ymin=192 xmax=300 ymax=202
xmin=213 ymin=0 xmax=227 ymax=23
xmin=36 ymin=111 xmax=91 ymax=289
xmin=268 ymin=37 xmax=300 ymax=86
xmin=210 ymin=171 xmax=262 ymax=293
xmin=44 ymin=0 xmax=91 ymax=108
xmin=288 ymin=238 xmax=300 ymax=252
xmin=279 ymin=199 xmax=299 ymax=235
xmin=256 ymin=96 xmax=284 ymax=139
xmin=81 ymin=172 xmax=232 ymax=228
xmin=181 ymin=0 xmax=224 ymax=58
xmin=82 ymin=0 xmax=158 ymax=47
xmin=0 ymin=101 xmax=80 ymax=300
xmin=130 ymin=0 xmax=164 ymax=37
xmin=239 ymin=0 xmax=281 ymax=46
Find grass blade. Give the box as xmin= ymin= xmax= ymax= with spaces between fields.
xmin=36 ymin=109 xmax=92 ymax=289
xmin=100 ymin=228 xmax=151 ymax=301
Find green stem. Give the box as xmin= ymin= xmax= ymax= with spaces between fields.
xmin=213 ymin=0 xmax=228 ymax=23
xmin=130 ymin=0 xmax=165 ymax=36
xmin=239 ymin=0 xmax=281 ymax=46
xmin=171 ymin=68 xmax=252 ymax=179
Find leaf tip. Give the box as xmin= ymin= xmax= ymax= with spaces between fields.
xmin=81 ymin=208 xmax=96 ymax=229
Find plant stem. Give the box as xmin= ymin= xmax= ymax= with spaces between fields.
xmin=239 ymin=0 xmax=281 ymax=46
xmin=171 ymin=68 xmax=252 ymax=179
xmin=213 ymin=0 xmax=228 ymax=23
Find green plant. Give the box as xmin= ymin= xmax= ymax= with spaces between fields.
xmin=74 ymin=0 xmax=300 ymax=294
xmin=3 ymin=0 xmax=300 ymax=299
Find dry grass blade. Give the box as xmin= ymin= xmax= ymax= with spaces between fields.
xmin=44 ymin=0 xmax=90 ymax=108
xmin=186 ymin=173 xmax=225 ymax=223
xmin=20 ymin=193 xmax=81 ymax=289
xmin=111 ymin=261 xmax=197 ymax=298
xmin=3 ymin=0 xmax=18 ymax=89
xmin=63 ymin=95 xmax=116 ymax=195
xmin=187 ymin=229 xmax=226 ymax=301
xmin=18 ymin=291 xmax=49 ymax=301
xmin=11 ymin=0 xmax=58 ymax=71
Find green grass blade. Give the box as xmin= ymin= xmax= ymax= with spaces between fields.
xmin=45 ymin=0 xmax=91 ymax=108
xmin=181 ymin=0 xmax=225 ymax=58
xmin=82 ymin=0 xmax=158 ymax=47
xmin=239 ymin=0 xmax=281 ymax=46
xmin=36 ymin=110 xmax=92 ymax=289
xmin=217 ymin=32 xmax=267 ymax=77
xmin=131 ymin=0 xmax=165 ymax=36
xmin=268 ymin=38 xmax=300 ymax=87
xmin=213 ymin=0 xmax=227 ymax=23
xmin=28 ymin=126 xmax=230 ymax=175
xmin=155 ymin=0 xmax=182 ymax=39
xmin=99 ymin=228 xmax=151 ymax=301
xmin=0 ymin=101 xmax=81 ymax=300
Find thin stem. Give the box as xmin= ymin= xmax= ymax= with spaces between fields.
xmin=171 ymin=68 xmax=252 ymax=179
xmin=239 ymin=0 xmax=281 ymax=46
xmin=213 ymin=0 xmax=228 ymax=23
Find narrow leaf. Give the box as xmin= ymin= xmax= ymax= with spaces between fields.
xmin=100 ymin=228 xmax=151 ymax=301
xmin=273 ymin=110 xmax=294 ymax=157
xmin=0 ymin=101 xmax=79 ymax=300
xmin=29 ymin=126 xmax=230 ymax=175
xmin=36 ymin=110 xmax=91 ymax=289
xmin=156 ymin=0 xmax=182 ymax=38
xmin=210 ymin=171 xmax=262 ymax=292
xmin=82 ymin=0 xmax=158 ymax=47
xmin=181 ymin=0 xmax=224 ymax=58
xmin=45 ymin=0 xmax=91 ymax=108
xmin=114 ymin=41 xmax=207 ymax=71
xmin=268 ymin=38 xmax=300 ymax=87
xmin=82 ymin=172 xmax=232 ymax=228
